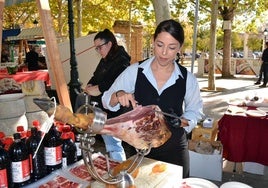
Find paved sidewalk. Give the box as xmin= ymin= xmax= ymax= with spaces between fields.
xmin=197 ymin=75 xmax=266 ymax=120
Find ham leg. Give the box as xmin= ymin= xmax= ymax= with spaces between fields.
xmin=100 ymin=105 xmax=171 ymax=149
xmin=33 ymin=98 xmax=171 ymax=149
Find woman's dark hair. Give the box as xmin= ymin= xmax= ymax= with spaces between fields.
xmin=94 ymin=29 xmax=118 ymax=59
xmin=153 ymin=19 xmax=184 ymax=46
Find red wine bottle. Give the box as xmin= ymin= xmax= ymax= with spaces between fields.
xmin=44 ymin=123 xmax=63 ymax=173
xmin=61 ymin=125 xmax=77 ymax=168
xmin=26 ymin=127 xmax=47 ymax=182
xmin=0 ymin=144 xmax=12 ymax=188
xmin=8 ymin=133 xmax=30 ymax=187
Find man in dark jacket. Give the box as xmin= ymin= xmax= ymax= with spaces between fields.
xmin=256 ymin=42 xmax=268 ymax=87
xmin=26 ymin=45 xmax=39 ymax=71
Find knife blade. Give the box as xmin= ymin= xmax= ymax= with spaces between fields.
xmin=153 ymin=109 xmax=181 ymax=119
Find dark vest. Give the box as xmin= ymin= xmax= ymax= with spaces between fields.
xmin=134 ymin=62 xmax=188 ymax=165
xmin=134 ymin=62 xmax=187 ymax=117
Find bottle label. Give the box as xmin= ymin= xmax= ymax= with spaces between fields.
xmin=45 ymin=145 xmax=62 ymax=165
xmin=11 ymin=159 xmax=30 ymax=183
xmin=29 ymin=154 xmax=33 ymax=173
xmin=75 ymin=142 xmax=82 ymax=157
xmin=0 ymin=169 xmax=8 ymax=187
xmin=62 ymin=157 xmax=67 ymax=168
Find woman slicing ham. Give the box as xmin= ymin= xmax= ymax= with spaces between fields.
xmin=102 ymin=19 xmax=204 ymax=178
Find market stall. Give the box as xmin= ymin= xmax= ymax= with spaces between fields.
xmin=0 ymin=69 xmax=50 ymax=86
xmin=218 ymin=97 xmax=268 ymax=175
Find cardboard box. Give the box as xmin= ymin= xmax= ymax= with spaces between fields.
xmin=189 ymin=140 xmax=222 ymax=181
xmin=191 ymin=120 xmax=218 ymax=142
xmin=243 ymin=162 xmax=266 ymax=175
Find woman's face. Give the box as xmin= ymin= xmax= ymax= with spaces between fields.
xmin=153 ymin=31 xmax=181 ymax=67
xmin=94 ymin=38 xmax=111 ymax=58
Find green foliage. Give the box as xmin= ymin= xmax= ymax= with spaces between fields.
xmin=231 ymin=32 xmax=243 ymax=50
xmin=196 ymin=29 xmax=211 ymax=52
xmin=248 ymin=37 xmax=263 ymax=51
xmin=3 ymin=2 xmax=38 ymax=29
xmin=2 ymin=0 xmax=268 ymax=54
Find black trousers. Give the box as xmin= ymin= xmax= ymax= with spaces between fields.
xmin=146 ymin=128 xmax=189 ymax=178
xmin=263 ymin=62 xmax=268 ymax=85
xmin=257 ymin=62 xmax=264 ymax=82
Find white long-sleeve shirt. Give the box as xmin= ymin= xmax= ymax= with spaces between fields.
xmin=102 ymin=57 xmax=204 ymax=133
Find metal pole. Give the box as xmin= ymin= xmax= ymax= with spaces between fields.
xmin=67 ymin=0 xmax=82 ymax=109
xmin=128 ymin=1 xmax=133 ymax=53
xmin=191 ymin=0 xmax=199 ymax=73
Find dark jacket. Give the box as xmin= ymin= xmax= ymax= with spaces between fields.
xmin=26 ymin=50 xmax=39 ymax=71
xmin=262 ymin=48 xmax=268 ymax=62
xmin=88 ymin=46 xmax=130 ymax=118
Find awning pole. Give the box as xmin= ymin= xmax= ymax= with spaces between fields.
xmin=0 ymin=0 xmax=4 ymax=61
xmin=67 ymin=0 xmax=81 ymax=109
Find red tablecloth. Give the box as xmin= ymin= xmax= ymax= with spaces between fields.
xmin=0 ymin=70 xmax=51 ymax=86
xmin=218 ymin=109 xmax=268 ymax=165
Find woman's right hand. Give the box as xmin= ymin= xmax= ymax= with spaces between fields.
xmin=114 ymin=90 xmax=138 ymax=108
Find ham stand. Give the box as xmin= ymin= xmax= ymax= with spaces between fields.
xmin=76 ymin=93 xmax=151 ymax=188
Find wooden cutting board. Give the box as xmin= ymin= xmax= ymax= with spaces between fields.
xmin=91 ymin=157 xmax=183 ymax=188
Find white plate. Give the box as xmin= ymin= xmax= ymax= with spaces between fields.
xmin=257 ymin=107 xmax=268 ymax=113
xmin=227 ymin=98 xmax=245 ymax=106
xmin=0 ymin=93 xmax=25 ymax=102
xmin=220 ymin=181 xmax=252 ymax=188
xmin=245 ymin=110 xmax=266 ymax=117
xmin=179 ymin=178 xmax=218 ymax=188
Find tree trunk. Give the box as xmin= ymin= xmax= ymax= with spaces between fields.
xmin=222 ymin=26 xmax=232 ymax=78
xmin=219 ymin=4 xmax=236 ymax=78
xmin=208 ymin=0 xmax=218 ymax=90
xmin=243 ymin=33 xmax=249 ymax=58
xmin=152 ymin=0 xmax=170 ymax=24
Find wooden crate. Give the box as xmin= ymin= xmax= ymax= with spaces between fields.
xmin=191 ymin=120 xmax=218 ymax=142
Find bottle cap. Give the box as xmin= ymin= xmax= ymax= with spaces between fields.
xmin=0 ymin=132 xmax=6 ymax=139
xmin=32 ymin=120 xmax=41 ymax=130
xmin=3 ymin=137 xmax=14 ymax=150
xmin=61 ymin=132 xmax=70 ymax=140
xmin=17 ymin=125 xmax=25 ymax=132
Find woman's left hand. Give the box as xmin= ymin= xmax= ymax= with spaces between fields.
xmin=84 ymin=85 xmax=101 ymax=96
xmin=180 ymin=118 xmax=189 ymax=127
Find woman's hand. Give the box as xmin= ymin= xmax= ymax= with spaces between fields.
xmin=180 ymin=117 xmax=189 ymax=127
xmin=84 ymin=85 xmax=101 ymax=96
xmin=110 ymin=90 xmax=138 ymax=108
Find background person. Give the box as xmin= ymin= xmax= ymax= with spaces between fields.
xmin=1 ymin=48 xmax=10 ymax=62
xmin=255 ymin=42 xmax=268 ymax=87
xmin=75 ymin=29 xmax=131 ymax=161
xmin=26 ymin=45 xmax=39 ymax=71
xmin=102 ymin=19 xmax=203 ymax=178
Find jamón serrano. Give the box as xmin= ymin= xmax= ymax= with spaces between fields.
xmin=33 ymin=98 xmax=171 ymax=149
xmin=100 ymin=105 xmax=171 ymax=149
